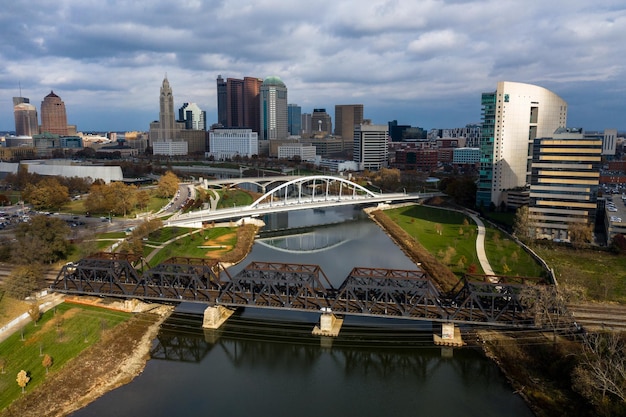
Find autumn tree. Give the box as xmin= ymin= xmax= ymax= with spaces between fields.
xmin=22 ymin=177 xmax=70 ymax=210
xmin=28 ymin=302 xmax=41 ymax=326
xmin=372 ymin=168 xmax=401 ymax=192
xmin=156 ymin=171 xmax=179 ymax=198
xmin=110 ymin=182 xmax=137 ymax=216
xmin=42 ymin=354 xmax=53 ymax=374
xmin=136 ymin=189 xmax=151 ymax=210
xmin=12 ymin=215 xmax=71 ymax=264
xmin=16 ymin=370 xmax=30 ymax=393
xmin=569 ymin=221 xmax=594 ymax=249
xmin=4 ymin=265 xmax=42 ymax=299
xmin=513 ymin=205 xmax=533 ymax=244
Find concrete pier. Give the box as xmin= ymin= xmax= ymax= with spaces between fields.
xmin=202 ymin=305 xmax=235 ymax=329
xmin=312 ymin=308 xmax=343 ymax=337
xmin=433 ymin=322 xmax=464 ymax=347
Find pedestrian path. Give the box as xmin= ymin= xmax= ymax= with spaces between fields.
xmin=465 ymin=211 xmax=496 ymax=277
xmin=0 ymin=292 xmax=66 ymax=343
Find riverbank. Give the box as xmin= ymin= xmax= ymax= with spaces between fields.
xmin=369 ymin=204 xmax=601 ymax=417
xmin=0 ymin=302 xmax=173 ymax=417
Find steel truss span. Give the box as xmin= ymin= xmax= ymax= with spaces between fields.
xmin=51 ymin=254 xmax=550 ymax=328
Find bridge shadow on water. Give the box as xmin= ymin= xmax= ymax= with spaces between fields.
xmin=150 ymin=306 xmax=495 ymax=382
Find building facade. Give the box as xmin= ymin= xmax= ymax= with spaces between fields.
xmin=179 ymin=102 xmax=206 ymax=131
xmin=334 ymin=104 xmax=364 ymax=141
xmin=209 ymin=128 xmax=258 ymax=160
xmin=353 ymin=121 xmax=388 ymax=171
xmin=311 ymin=108 xmax=332 ymax=135
xmin=301 ymin=113 xmax=312 ymax=135
xmin=14 ymin=102 xmax=39 ymax=136
xmin=278 ymin=144 xmax=317 ymax=162
xmin=149 ymin=77 xmax=185 ymax=142
xmin=288 ymin=104 xmax=302 ymax=136
xmin=40 ymin=91 xmax=68 ymax=135
xmin=528 ymin=128 xmax=602 ymax=241
xmin=216 ymin=75 xmax=263 ymax=133
xmin=477 ymin=81 xmax=568 ymax=208
xmin=259 ymin=76 xmax=288 ymax=141
xmin=153 ymin=140 xmax=188 ymax=156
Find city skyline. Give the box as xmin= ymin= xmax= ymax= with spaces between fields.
xmin=1 ymin=0 xmax=625 ymax=132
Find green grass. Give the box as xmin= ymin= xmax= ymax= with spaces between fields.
xmin=385 ymin=205 xmax=483 ymax=276
xmin=216 ymin=189 xmax=253 ymax=209
xmin=144 ymin=227 xmax=193 ymax=244
xmin=484 ymin=227 xmax=545 ymax=278
xmin=145 ymin=227 xmax=237 ymax=266
xmin=532 ymin=244 xmax=626 ymax=302
xmin=0 ymin=303 xmax=130 ymax=409
xmin=385 ymin=205 xmax=544 ymax=278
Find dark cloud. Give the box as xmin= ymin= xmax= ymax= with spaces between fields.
xmin=1 ymin=0 xmax=626 ymax=131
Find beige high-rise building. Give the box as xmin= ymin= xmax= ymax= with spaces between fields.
xmin=477 ymin=81 xmax=567 ymax=207
xmin=14 ymin=102 xmax=39 ymax=136
xmin=334 ymin=104 xmax=364 ymax=141
xmin=149 ymin=77 xmax=185 ymax=143
xmin=40 ymin=91 xmax=68 ymax=135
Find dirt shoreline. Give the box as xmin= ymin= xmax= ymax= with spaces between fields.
xmin=1 ymin=304 xmax=173 ymax=417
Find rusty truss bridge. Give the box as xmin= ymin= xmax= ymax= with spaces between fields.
xmin=51 ymin=252 xmax=552 ymax=328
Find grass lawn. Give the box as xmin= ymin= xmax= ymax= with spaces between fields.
xmin=385 ymin=205 xmax=483 ymax=276
xmin=0 ymin=302 xmax=130 ymax=409
xmin=216 ymin=189 xmax=253 ymax=209
xmin=145 ymin=227 xmax=237 ymax=266
xmin=385 ymin=205 xmax=544 ymax=278
xmin=532 ymin=244 xmax=626 ymax=303
xmin=484 ymin=227 xmax=546 ymax=278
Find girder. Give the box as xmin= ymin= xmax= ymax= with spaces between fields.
xmin=50 ymin=256 xmax=549 ymax=328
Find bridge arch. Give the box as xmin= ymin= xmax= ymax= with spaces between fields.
xmin=249 ymin=175 xmax=377 ymax=208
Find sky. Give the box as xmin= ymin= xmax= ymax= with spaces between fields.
xmin=1 ymin=0 xmax=626 ymax=133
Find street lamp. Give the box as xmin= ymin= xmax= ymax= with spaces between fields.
xmin=109 ymin=211 xmax=112 ymax=223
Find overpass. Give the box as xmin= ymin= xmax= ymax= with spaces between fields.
xmin=168 ymin=175 xmax=435 ymax=228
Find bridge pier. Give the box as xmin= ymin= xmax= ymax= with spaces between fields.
xmin=202 ymin=305 xmax=235 ymax=329
xmin=433 ymin=322 xmax=464 ymax=347
xmin=312 ymin=308 xmax=343 ymax=337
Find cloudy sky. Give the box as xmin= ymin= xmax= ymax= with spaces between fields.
xmin=1 ymin=0 xmax=625 ymax=132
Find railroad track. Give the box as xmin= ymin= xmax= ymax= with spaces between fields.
xmin=567 ymin=303 xmax=626 ymax=332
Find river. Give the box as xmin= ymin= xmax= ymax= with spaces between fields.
xmin=72 ymin=206 xmax=535 ymax=417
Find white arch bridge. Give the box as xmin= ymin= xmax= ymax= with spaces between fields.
xmin=168 ymin=175 xmax=432 ymax=228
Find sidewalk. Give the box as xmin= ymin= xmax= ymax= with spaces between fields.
xmin=465 ymin=211 xmax=496 ymax=277
xmin=0 ymin=291 xmax=66 ymax=344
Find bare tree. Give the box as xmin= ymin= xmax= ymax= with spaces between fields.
xmin=520 ymin=285 xmax=571 ymax=341
xmin=573 ymin=332 xmax=626 ymax=407
xmin=569 ymin=221 xmax=594 ymax=249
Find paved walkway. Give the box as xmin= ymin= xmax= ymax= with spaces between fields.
xmin=465 ymin=211 xmax=496 ymax=277
xmin=0 ymin=292 xmax=66 ymax=343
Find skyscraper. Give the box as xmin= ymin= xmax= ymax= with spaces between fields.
xmin=216 ymin=75 xmax=227 ymax=127
xmin=529 ymin=128 xmax=601 ymax=241
xmin=216 ymin=75 xmax=263 ymax=133
xmin=149 ymin=77 xmax=185 ymax=142
xmin=335 ymin=104 xmax=364 ymax=140
xmin=259 ymin=76 xmax=288 ymax=140
xmin=40 ymin=91 xmax=68 ymax=135
xmin=311 ymin=109 xmax=332 ymax=135
xmin=288 ymin=104 xmax=301 ymax=135
xmin=477 ymin=81 xmax=567 ymax=208
xmin=179 ymin=102 xmax=206 ymax=130
xmin=354 ymin=120 xmax=388 ymax=171
xmin=14 ymin=101 xmax=39 ymax=136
